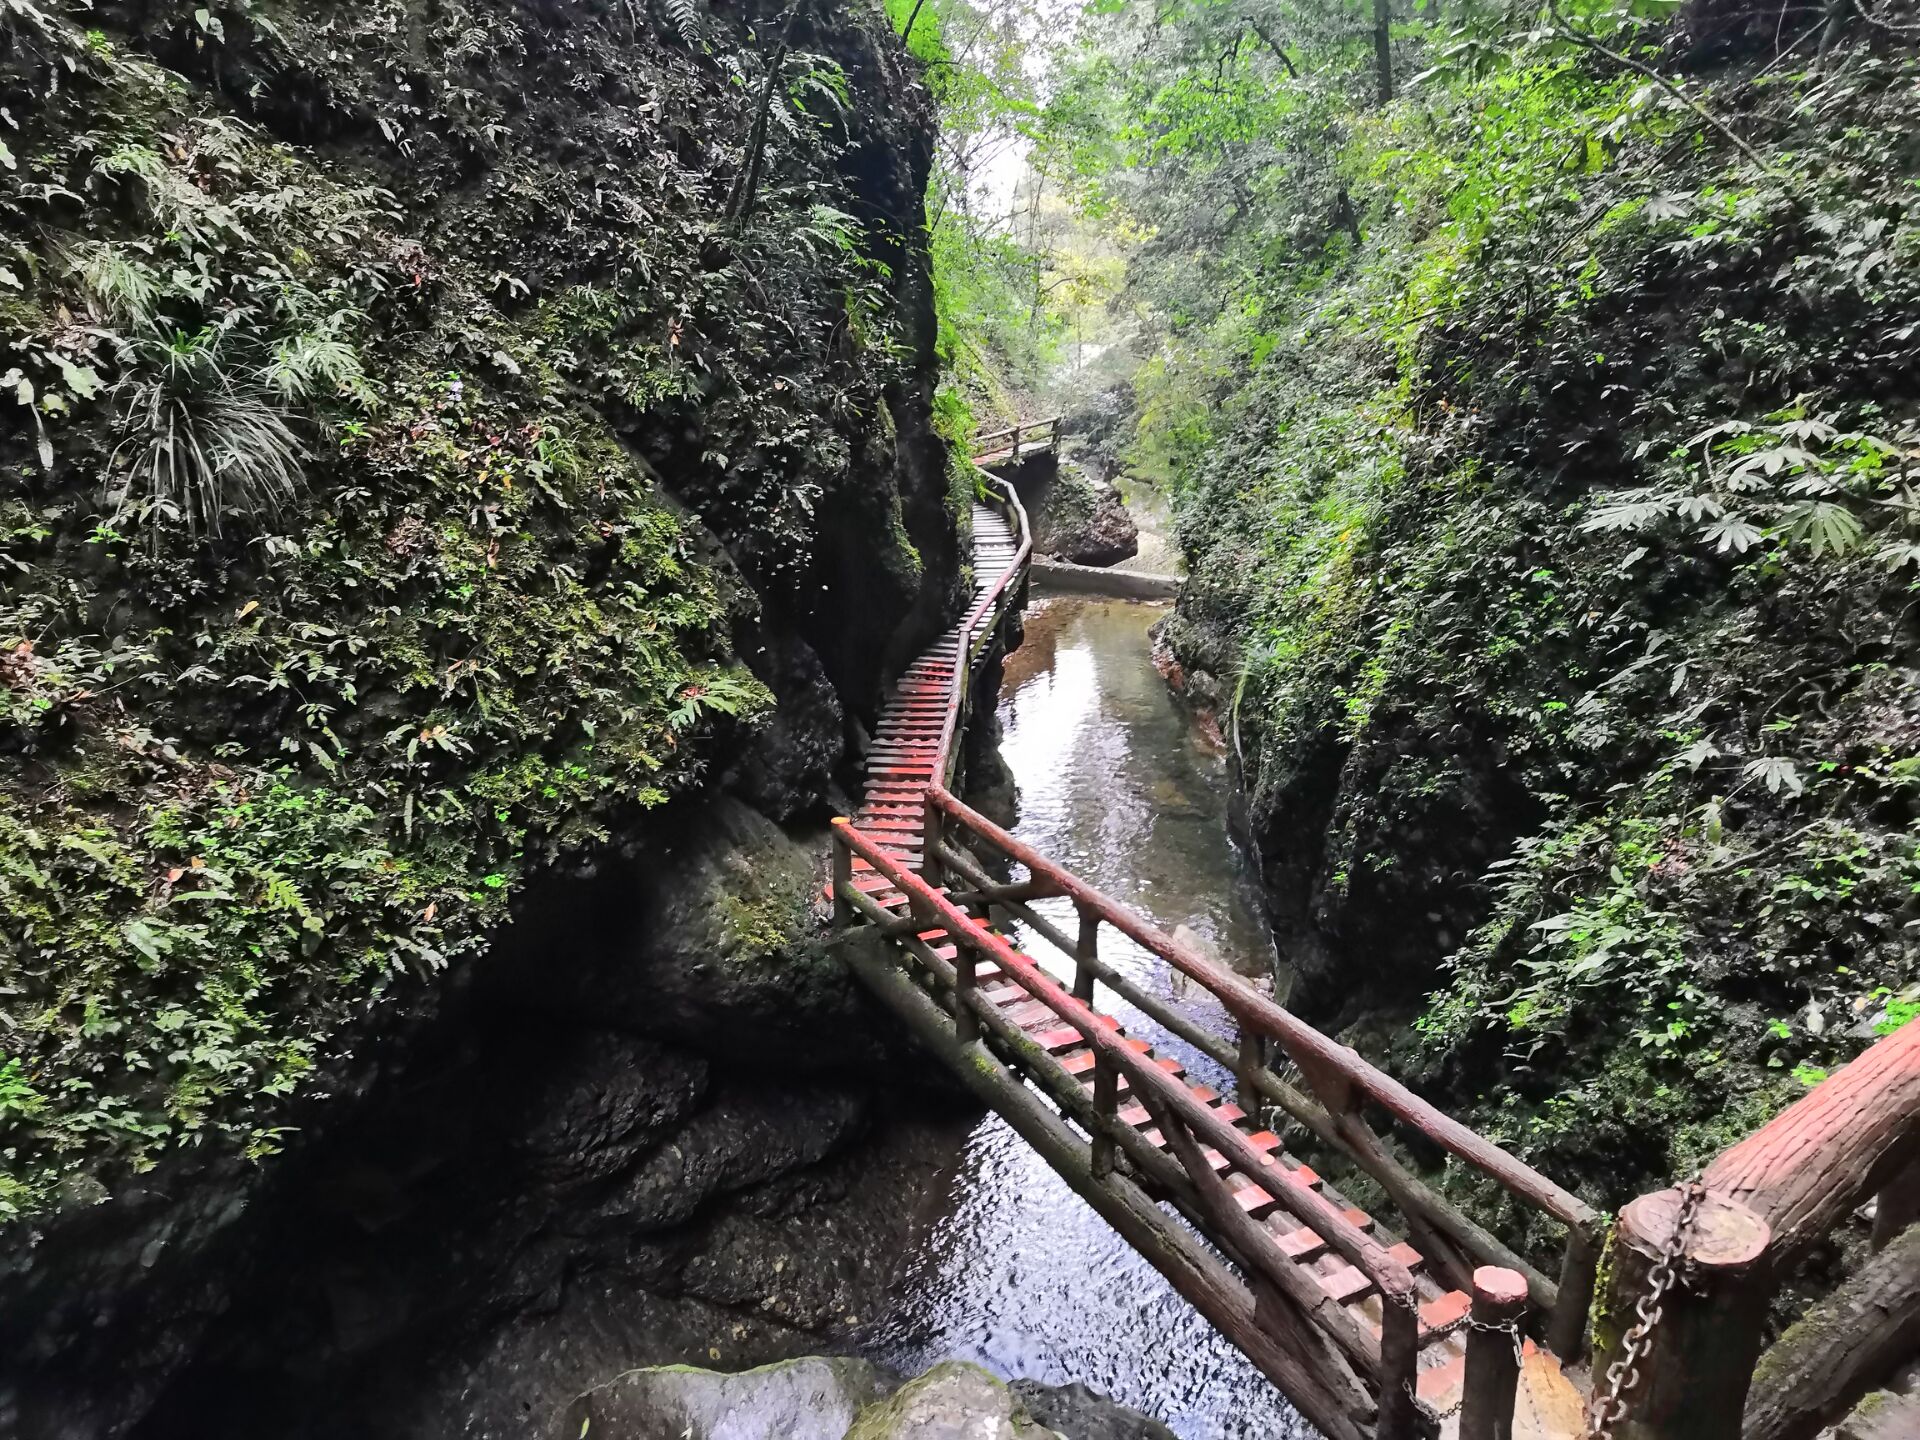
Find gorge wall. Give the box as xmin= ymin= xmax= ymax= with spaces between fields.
xmin=1153 ymin=19 xmax=1920 ymax=1220
xmin=0 ymin=0 xmax=974 ymax=1433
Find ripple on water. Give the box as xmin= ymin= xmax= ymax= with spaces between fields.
xmin=862 ymin=596 xmax=1313 ymax=1440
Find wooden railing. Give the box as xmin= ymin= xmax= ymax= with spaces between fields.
xmin=831 ymin=817 xmax=1419 ymax=1440
xmin=973 ymin=415 xmax=1061 ymax=463
xmin=834 ymin=780 xmax=1618 ymax=1438
xmin=1592 ymin=1016 xmax=1920 ymax=1440
xmin=922 ymin=784 xmax=1607 ymax=1357
xmin=931 ymin=475 xmax=1030 ymax=791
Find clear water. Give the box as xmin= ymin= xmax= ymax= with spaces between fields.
xmin=861 ymin=595 xmax=1313 ymax=1440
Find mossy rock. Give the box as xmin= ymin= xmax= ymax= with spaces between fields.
xmin=563 ymin=1356 xmax=894 ymax=1440
xmin=843 ymin=1362 xmax=1056 ymax=1440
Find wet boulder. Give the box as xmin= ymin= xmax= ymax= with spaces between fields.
xmin=843 ymin=1362 xmax=1055 ymax=1440
xmin=564 ymin=1356 xmax=893 ymax=1440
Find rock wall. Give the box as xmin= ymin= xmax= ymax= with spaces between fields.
xmin=1008 ymin=456 xmax=1139 ymax=568
xmin=1155 ymin=31 xmax=1920 ymax=1211
xmin=0 ymin=0 xmax=976 ymax=1434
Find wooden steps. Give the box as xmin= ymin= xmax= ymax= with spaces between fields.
xmin=852 ymin=502 xmax=1021 ymax=830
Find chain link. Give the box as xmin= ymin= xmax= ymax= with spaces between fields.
xmin=1411 ymin=1315 xmax=1526 ymax=1421
xmin=1586 ymin=1180 xmax=1706 ymax=1440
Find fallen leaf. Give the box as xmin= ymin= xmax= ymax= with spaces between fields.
xmin=236 ymin=600 xmax=259 ymax=620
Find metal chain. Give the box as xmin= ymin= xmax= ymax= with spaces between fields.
xmin=1410 ymin=1314 xmax=1526 ymax=1421
xmin=1587 ymin=1180 xmax=1706 ymax=1440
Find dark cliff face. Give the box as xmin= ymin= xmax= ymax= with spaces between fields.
xmin=0 ymin=2 xmax=957 ymax=1434
xmin=1156 ymin=41 xmax=1920 ymax=1209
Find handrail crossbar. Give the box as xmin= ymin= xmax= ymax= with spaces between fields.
xmin=972 ymin=415 xmax=1062 ymax=462
xmin=832 ymin=818 xmax=1418 ymax=1414
xmin=927 ymin=785 xmax=1600 ymax=1232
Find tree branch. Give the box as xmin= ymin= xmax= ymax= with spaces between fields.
xmin=1246 ymin=19 xmax=1300 ymax=77
xmin=1546 ymin=0 xmax=1773 ymax=169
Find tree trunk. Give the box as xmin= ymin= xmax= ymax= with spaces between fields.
xmin=1743 ymin=1223 xmax=1920 ymax=1440
xmin=1372 ymin=0 xmax=1393 ymax=103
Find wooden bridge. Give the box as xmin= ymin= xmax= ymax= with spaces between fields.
xmin=972 ymin=414 xmax=1061 ymax=469
xmin=828 ymin=433 xmax=1920 ymax=1440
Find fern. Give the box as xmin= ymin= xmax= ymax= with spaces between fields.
xmin=786 ymin=56 xmax=852 ymax=122
xmin=66 ymin=241 xmax=162 ymax=328
xmin=668 ymin=668 xmax=771 ymax=732
xmin=770 ymin=94 xmax=801 ymax=141
xmin=661 ymin=0 xmax=705 ymax=50
xmin=264 ymin=323 xmax=372 ymax=407
xmin=94 ymin=145 xmax=240 ymax=247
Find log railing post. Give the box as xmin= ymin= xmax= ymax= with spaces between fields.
xmin=1012 ymin=421 xmax=1022 ymax=458
xmin=921 ymin=788 xmax=944 ymax=894
xmin=1871 ymin=1155 xmax=1920 ymax=1251
xmin=1376 ymin=1291 xmax=1421 ymax=1440
xmin=1073 ymin=902 xmax=1099 ymax=1003
xmin=954 ymin=941 xmax=979 ymax=1043
xmin=1591 ymin=1186 xmax=1771 ymax=1440
xmin=1461 ymin=1267 xmax=1527 ymax=1440
xmin=1091 ymin=1056 xmax=1118 ymax=1179
xmin=1236 ymin=1024 xmax=1265 ymax=1115
xmin=1547 ymin=1219 xmax=1602 ymax=1359
xmin=831 ymin=826 xmax=852 ymax=926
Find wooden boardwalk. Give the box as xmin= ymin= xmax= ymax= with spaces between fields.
xmin=834 ymin=445 xmax=1598 ymax=1440
xmin=845 ymin=500 xmax=1022 ymax=909
xmin=834 ymin=433 xmax=1920 ymax=1440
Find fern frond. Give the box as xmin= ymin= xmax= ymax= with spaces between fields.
xmin=661 ymin=0 xmax=705 ymax=50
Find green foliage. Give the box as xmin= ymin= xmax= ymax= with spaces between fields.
xmin=0 ymin=0 xmax=923 ymax=1220
xmin=891 ymin=0 xmax=1087 ymax=432
xmin=1021 ymin=0 xmax=1920 ymax=1199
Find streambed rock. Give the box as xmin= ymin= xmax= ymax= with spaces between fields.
xmin=843 ymin=1361 xmax=1054 ymax=1440
xmin=1026 ymin=462 xmax=1140 ymax=568
xmin=567 ymin=1356 xmax=892 ymax=1440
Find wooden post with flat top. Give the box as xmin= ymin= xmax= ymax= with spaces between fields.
xmin=831 ymin=822 xmax=852 ymax=926
xmin=1461 ymin=1266 xmax=1527 ymax=1440
xmin=1073 ymin=902 xmax=1098 ymax=1002
xmin=1592 ymin=1186 xmax=1771 ymax=1440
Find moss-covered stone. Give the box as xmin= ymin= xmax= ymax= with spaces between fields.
xmin=0 ymin=0 xmax=947 ymax=1222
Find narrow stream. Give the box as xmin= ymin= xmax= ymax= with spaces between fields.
xmin=862 ymin=593 xmax=1312 ymax=1440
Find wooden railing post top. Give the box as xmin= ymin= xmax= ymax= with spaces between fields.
xmin=1472 ymin=1266 xmax=1530 ymax=1314
xmin=1619 ymin=1187 xmax=1770 ymax=1273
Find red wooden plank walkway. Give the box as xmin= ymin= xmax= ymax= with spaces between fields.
xmin=835 ymin=445 xmax=1589 ymax=1439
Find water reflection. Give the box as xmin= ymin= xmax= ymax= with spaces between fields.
xmin=864 ymin=596 xmax=1311 ymax=1440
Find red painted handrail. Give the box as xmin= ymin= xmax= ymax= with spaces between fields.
xmin=925 ymin=781 xmax=1601 ymax=1235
